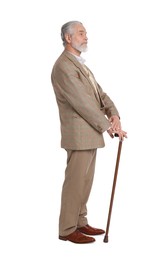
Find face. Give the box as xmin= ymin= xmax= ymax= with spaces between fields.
xmin=66 ymin=23 xmax=88 ymax=53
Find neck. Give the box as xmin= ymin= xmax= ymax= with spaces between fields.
xmin=65 ymin=45 xmax=81 ymax=56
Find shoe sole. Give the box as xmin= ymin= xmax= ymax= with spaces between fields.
xmin=59 ymin=235 xmax=95 ymax=243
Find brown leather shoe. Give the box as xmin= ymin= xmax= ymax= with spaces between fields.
xmin=59 ymin=230 xmax=95 ymax=243
xmin=78 ymin=224 xmax=105 ymax=235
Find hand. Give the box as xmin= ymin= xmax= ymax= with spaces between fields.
xmin=109 ymin=115 xmax=121 ymax=131
xmin=108 ymin=116 xmax=127 ymax=141
xmin=107 ymin=127 xmax=127 ymax=141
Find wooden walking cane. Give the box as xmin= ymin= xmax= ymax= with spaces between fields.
xmin=103 ymin=137 xmax=123 ymax=243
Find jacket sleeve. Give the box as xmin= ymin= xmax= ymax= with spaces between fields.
xmin=97 ymin=83 xmax=120 ymax=119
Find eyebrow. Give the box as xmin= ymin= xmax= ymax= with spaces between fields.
xmin=78 ymin=30 xmax=87 ymax=33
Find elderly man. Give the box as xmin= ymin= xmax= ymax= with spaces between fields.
xmin=51 ymin=21 xmax=127 ymax=244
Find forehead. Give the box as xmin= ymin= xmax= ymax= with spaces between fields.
xmin=73 ymin=23 xmax=87 ymax=34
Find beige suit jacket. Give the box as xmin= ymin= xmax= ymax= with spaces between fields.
xmin=51 ymin=50 xmax=119 ymax=150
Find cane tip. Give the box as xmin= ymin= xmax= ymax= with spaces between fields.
xmin=103 ymin=235 xmax=108 ymax=243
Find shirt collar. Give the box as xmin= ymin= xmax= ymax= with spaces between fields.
xmin=71 ymin=53 xmax=86 ymax=64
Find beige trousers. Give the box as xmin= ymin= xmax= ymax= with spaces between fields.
xmin=59 ymin=149 xmax=97 ymax=236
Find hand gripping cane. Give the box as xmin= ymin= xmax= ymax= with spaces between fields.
xmin=103 ymin=136 xmax=123 ymax=243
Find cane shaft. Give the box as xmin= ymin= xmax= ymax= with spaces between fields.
xmin=103 ymin=140 xmax=122 ymax=243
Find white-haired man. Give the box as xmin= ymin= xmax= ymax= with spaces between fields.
xmin=51 ymin=21 xmax=127 ymax=244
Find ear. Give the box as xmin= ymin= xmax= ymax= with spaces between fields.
xmin=64 ymin=33 xmax=72 ymax=44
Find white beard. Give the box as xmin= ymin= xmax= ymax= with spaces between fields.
xmin=72 ymin=42 xmax=88 ymax=53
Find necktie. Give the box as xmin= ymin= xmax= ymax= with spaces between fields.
xmin=82 ymin=64 xmax=99 ymax=97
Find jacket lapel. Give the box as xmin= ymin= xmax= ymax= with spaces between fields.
xmin=62 ymin=51 xmax=104 ymax=107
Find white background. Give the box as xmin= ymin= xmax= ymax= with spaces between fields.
xmin=0 ymin=0 xmax=168 ymax=259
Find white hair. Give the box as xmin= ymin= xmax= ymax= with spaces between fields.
xmin=61 ymin=21 xmax=82 ymax=46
